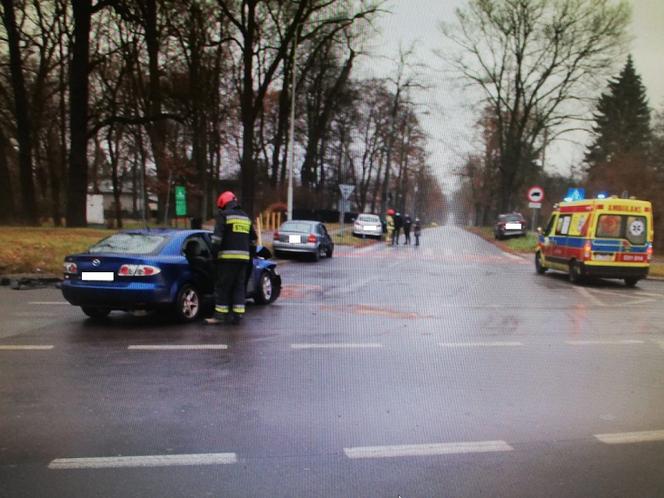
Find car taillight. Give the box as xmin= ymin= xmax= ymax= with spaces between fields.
xmin=307 ymin=234 xmax=317 ymax=243
xmin=583 ymin=241 xmax=592 ymax=260
xmin=118 ymin=264 xmax=161 ymax=277
xmin=273 ymin=231 xmax=279 ymax=240
xmin=647 ymin=244 xmax=653 ymax=261
xmin=63 ymin=262 xmax=77 ymax=274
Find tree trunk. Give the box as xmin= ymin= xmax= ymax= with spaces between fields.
xmin=66 ymin=0 xmax=92 ymax=227
xmin=0 ymin=129 xmax=15 ymax=223
xmin=1 ymin=0 xmax=37 ymax=224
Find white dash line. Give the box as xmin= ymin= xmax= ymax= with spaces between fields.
xmin=439 ymin=342 xmax=523 ymax=347
xmin=565 ymin=340 xmax=644 ymax=345
xmin=48 ymin=452 xmax=238 ymax=470
xmin=344 ymin=441 xmax=513 ymax=459
xmin=29 ymin=302 xmax=70 ymax=305
xmin=290 ymin=343 xmax=383 ymax=350
xmin=0 ymin=345 xmax=54 ymax=350
xmin=594 ymin=430 xmax=664 ymax=445
xmin=128 ymin=345 xmax=228 ymax=351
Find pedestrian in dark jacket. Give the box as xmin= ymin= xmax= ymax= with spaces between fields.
xmin=414 ymin=217 xmax=422 ymax=247
xmin=205 ymin=191 xmax=257 ymax=325
xmin=392 ymin=212 xmax=402 ymax=245
xmin=403 ymin=214 xmax=412 ymax=245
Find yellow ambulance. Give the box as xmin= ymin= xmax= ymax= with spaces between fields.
xmin=536 ymin=197 xmax=653 ymax=287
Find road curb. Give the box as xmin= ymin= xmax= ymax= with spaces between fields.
xmin=0 ymin=273 xmax=62 ymax=290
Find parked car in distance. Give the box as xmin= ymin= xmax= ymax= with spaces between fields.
xmin=61 ymin=229 xmax=281 ymax=321
xmin=272 ymin=220 xmax=334 ymax=261
xmin=494 ymin=213 xmax=527 ymax=239
xmin=352 ymin=213 xmax=383 ymax=239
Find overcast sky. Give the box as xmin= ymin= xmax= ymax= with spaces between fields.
xmin=359 ymin=0 xmax=664 ymax=189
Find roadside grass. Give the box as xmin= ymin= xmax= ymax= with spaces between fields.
xmin=333 ymin=230 xmax=380 ymax=247
xmin=649 ymin=262 xmax=664 ymax=278
xmin=465 ymin=226 xmax=538 ymax=253
xmin=0 ymin=227 xmax=114 ymax=275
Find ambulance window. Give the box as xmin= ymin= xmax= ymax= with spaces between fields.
xmin=544 ymin=215 xmax=556 ymax=236
xmin=596 ymin=215 xmax=622 ymax=238
xmin=626 ymin=216 xmax=647 ymax=245
xmin=556 ymin=215 xmax=571 ymax=235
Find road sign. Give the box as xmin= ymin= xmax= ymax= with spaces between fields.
xmin=175 ymin=186 xmax=187 ymax=216
xmin=339 ymin=184 xmax=355 ymax=200
xmin=528 ymin=202 xmax=542 ymax=209
xmin=565 ymin=187 xmax=585 ymax=201
xmin=527 ymin=186 xmax=544 ymax=203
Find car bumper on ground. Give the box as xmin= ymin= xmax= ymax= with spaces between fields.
xmin=352 ymin=227 xmax=382 ymax=237
xmin=61 ymin=280 xmax=173 ymax=309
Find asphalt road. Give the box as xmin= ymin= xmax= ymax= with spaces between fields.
xmin=2 ymin=224 xmax=664 ymax=498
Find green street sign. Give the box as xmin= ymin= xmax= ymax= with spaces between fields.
xmin=175 ymin=186 xmax=187 ymax=216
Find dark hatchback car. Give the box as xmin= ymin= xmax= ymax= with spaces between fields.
xmin=61 ymin=229 xmax=281 ymax=321
xmin=272 ymin=220 xmax=334 ymax=261
xmin=494 ymin=213 xmax=528 ymax=239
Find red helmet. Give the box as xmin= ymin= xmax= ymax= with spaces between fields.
xmin=387 ymin=208 xmax=395 ymax=215
xmin=217 ymin=191 xmax=236 ymax=209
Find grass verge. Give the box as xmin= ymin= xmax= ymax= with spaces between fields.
xmin=464 ymin=226 xmax=538 ymax=254
xmin=0 ymin=227 xmax=114 ymax=275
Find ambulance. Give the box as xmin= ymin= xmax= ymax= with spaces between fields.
xmin=535 ymin=197 xmax=653 ymax=286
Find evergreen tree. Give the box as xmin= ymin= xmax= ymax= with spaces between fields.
xmin=585 ymin=55 xmax=652 ymax=167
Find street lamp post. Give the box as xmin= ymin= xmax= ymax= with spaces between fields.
xmin=286 ymin=32 xmax=298 ymax=221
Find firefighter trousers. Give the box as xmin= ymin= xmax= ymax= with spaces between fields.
xmin=214 ymin=261 xmax=248 ymax=319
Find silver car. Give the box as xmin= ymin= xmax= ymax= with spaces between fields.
xmin=352 ymin=213 xmax=383 ymax=239
xmin=272 ymin=220 xmax=334 ymax=262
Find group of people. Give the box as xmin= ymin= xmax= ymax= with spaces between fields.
xmin=205 ymin=191 xmax=257 ymax=326
xmin=385 ymin=209 xmax=421 ymax=246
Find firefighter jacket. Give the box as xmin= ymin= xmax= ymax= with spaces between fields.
xmin=386 ymin=215 xmax=395 ymax=230
xmin=211 ymin=202 xmax=257 ymax=262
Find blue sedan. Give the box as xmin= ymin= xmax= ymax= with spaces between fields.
xmin=61 ymin=229 xmax=281 ymax=321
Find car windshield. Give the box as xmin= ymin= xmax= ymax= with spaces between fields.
xmin=280 ymin=222 xmax=314 ymax=233
xmin=358 ymin=215 xmax=379 ymax=223
xmin=88 ymin=233 xmax=167 ymax=254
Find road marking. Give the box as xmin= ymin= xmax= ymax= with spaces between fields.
xmin=128 ymin=345 xmax=228 ymax=350
xmin=48 ymin=452 xmax=238 ymax=469
xmin=439 ymin=341 xmax=523 ymax=347
xmin=344 ymin=441 xmax=513 ymax=459
xmin=594 ymin=430 xmax=664 ymax=445
xmin=0 ymin=345 xmax=54 ymax=350
xmin=29 ymin=301 xmax=70 ymax=305
xmin=291 ymin=343 xmax=383 ymax=350
xmin=573 ymin=287 xmax=606 ymax=307
xmin=565 ymin=340 xmax=644 ymax=345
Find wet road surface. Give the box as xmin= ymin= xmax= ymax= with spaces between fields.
xmin=2 ymin=225 xmax=664 ymax=497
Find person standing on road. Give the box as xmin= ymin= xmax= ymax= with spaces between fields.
xmin=206 ymin=191 xmax=257 ymax=326
xmin=414 ymin=217 xmax=422 ymax=247
xmin=403 ymin=214 xmax=412 ymax=245
xmin=393 ymin=211 xmax=402 ymax=245
xmin=385 ymin=209 xmax=395 ymax=246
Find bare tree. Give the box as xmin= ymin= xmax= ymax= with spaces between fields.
xmin=441 ymin=0 xmax=630 ymax=211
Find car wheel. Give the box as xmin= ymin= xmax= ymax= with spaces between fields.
xmin=569 ymin=261 xmax=583 ymax=285
xmin=326 ymin=245 xmax=334 ymax=258
xmin=174 ymin=284 xmax=201 ymax=322
xmin=535 ymin=251 xmax=547 ymax=274
xmin=255 ymin=271 xmax=276 ymax=304
xmin=81 ymin=306 xmax=110 ymax=320
xmin=312 ymin=246 xmax=321 ymax=262
xmin=624 ymin=277 xmax=639 ymax=288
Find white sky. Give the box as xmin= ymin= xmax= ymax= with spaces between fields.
xmin=358 ymin=0 xmax=664 ymax=189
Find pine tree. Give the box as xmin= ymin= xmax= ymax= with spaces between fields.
xmin=585 ymin=55 xmax=652 ymax=167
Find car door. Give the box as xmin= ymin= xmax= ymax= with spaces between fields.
xmin=319 ymin=223 xmax=332 ymax=251
xmin=183 ymin=234 xmax=214 ymax=294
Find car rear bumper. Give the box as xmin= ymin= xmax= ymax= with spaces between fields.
xmin=272 ymin=241 xmax=318 ymax=254
xmin=352 ymin=228 xmax=382 ymax=237
xmin=582 ymin=264 xmax=649 ymax=279
xmin=61 ymin=280 xmax=173 ymax=309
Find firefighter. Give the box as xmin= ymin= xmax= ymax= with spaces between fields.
xmin=205 ymin=191 xmax=257 ymax=325
xmin=385 ymin=209 xmax=395 ymax=246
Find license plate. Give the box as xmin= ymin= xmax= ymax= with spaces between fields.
xmin=368 ymin=226 xmax=379 ymax=231
xmin=506 ymin=223 xmax=521 ymax=230
xmin=594 ymin=254 xmax=613 ymax=261
xmin=81 ymin=272 xmax=114 ymax=282
xmin=288 ymin=235 xmax=301 ymax=244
